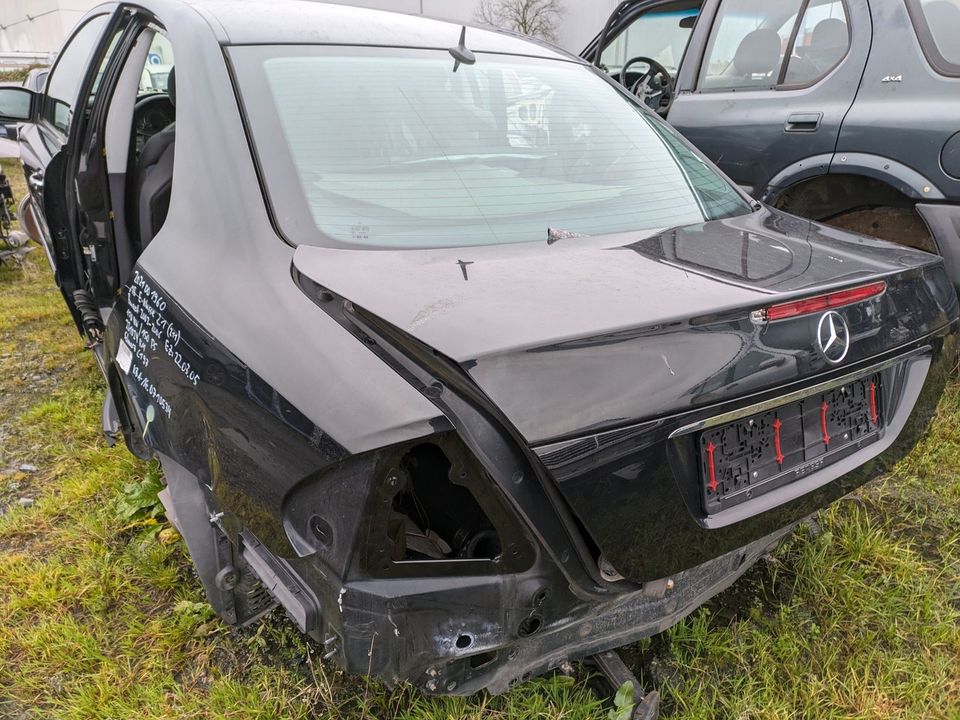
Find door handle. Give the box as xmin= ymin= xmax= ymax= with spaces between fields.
xmin=28 ymin=171 xmax=44 ymax=193
xmin=784 ymin=112 xmax=822 ymax=132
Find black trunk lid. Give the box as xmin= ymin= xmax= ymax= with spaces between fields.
xmin=293 ymin=208 xmax=957 ymax=582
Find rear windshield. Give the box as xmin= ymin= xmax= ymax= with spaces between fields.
xmin=230 ymin=46 xmax=749 ymax=249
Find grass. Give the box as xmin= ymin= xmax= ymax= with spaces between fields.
xmin=0 ymin=156 xmax=958 ymax=718
xmin=0 ymin=67 xmax=41 ymax=84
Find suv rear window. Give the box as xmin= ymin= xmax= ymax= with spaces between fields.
xmin=906 ymin=0 xmax=960 ymax=76
xmin=230 ymin=46 xmax=749 ymax=250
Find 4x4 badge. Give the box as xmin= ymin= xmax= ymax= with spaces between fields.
xmin=881 ymin=74 xmax=903 ymax=83
xmin=817 ymin=311 xmax=850 ymax=364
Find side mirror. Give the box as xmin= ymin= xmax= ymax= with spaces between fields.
xmin=679 ymin=15 xmax=697 ymax=29
xmin=0 ymin=87 xmax=36 ymax=123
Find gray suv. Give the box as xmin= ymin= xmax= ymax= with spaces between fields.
xmin=584 ymin=0 xmax=960 ymax=286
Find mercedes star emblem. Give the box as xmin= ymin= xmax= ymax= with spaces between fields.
xmin=817 ymin=311 xmax=850 ymax=364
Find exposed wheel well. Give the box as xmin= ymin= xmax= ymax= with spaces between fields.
xmin=772 ymin=174 xmax=936 ymax=253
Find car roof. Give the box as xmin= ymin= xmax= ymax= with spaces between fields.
xmin=179 ymin=0 xmax=574 ymax=61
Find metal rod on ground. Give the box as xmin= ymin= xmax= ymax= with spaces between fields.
xmin=589 ymin=649 xmax=660 ymax=720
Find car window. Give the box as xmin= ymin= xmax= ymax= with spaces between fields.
xmin=700 ymin=0 xmax=804 ymax=90
xmin=131 ymin=32 xmax=176 ymax=156
xmin=907 ymin=0 xmax=960 ymax=76
xmin=0 ymin=89 xmax=31 ymax=120
xmin=782 ymin=0 xmax=849 ymax=85
xmin=231 ymin=46 xmax=750 ymax=250
xmin=41 ymin=14 xmax=110 ymax=135
xmin=599 ymin=2 xmax=700 ymax=77
xmin=138 ymin=33 xmax=174 ymax=94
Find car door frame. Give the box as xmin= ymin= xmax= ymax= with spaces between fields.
xmin=13 ymin=5 xmax=129 ymax=334
xmin=671 ymin=0 xmax=721 ymax=94
xmin=86 ymin=9 xmax=177 ymax=457
xmin=31 ymin=6 xmax=161 ymax=334
xmin=582 ymin=0 xmax=719 ymax=96
xmin=3 ymin=5 xmax=166 ymax=454
xmin=71 ymin=8 xmax=165 ymax=310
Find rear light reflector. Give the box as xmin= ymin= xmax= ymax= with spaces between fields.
xmin=763 ymin=281 xmax=886 ymax=322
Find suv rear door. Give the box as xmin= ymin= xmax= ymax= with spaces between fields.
xmin=670 ymin=0 xmax=869 ymax=198
xmin=587 ymin=0 xmax=871 ymax=200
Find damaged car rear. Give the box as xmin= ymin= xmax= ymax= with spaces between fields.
xmin=3 ymin=0 xmax=957 ymax=698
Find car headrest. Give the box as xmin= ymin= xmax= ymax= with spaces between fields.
xmin=732 ymin=29 xmax=782 ymax=77
xmin=810 ymin=18 xmax=848 ymax=51
xmin=167 ymin=66 xmax=176 ymax=107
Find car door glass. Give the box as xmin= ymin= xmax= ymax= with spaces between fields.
xmin=782 ymin=0 xmax=849 ymax=85
xmin=41 ymin=14 xmax=110 ymax=136
xmin=599 ymin=2 xmax=701 ymax=78
xmin=0 ymin=89 xmax=32 ymax=120
xmin=139 ymin=33 xmax=175 ymax=95
xmin=700 ymin=0 xmax=804 ymax=90
xmin=132 ymin=33 xmax=176 ymax=156
xmin=922 ymin=0 xmax=960 ymax=64
xmin=907 ymin=0 xmax=960 ymax=75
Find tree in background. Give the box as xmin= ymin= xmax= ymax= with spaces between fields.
xmin=474 ymin=0 xmax=564 ymax=44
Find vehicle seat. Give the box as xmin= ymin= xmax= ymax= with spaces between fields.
xmin=731 ymin=29 xmax=782 ymax=84
xmin=805 ymin=18 xmax=848 ymax=72
xmin=137 ymin=66 xmax=175 ymax=251
xmin=783 ymin=17 xmax=847 ymax=84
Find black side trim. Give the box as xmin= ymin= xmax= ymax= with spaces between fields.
xmin=240 ymin=530 xmax=321 ymax=634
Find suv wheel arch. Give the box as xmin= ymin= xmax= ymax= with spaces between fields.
xmin=772 ymin=173 xmax=936 ymax=254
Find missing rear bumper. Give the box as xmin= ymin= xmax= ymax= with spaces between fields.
xmin=273 ymin=524 xmax=795 ymax=696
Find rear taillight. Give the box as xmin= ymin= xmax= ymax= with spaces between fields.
xmin=759 ymin=281 xmax=886 ymax=322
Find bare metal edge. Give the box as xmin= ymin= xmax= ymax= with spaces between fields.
xmin=668 ymin=344 xmax=931 ymax=439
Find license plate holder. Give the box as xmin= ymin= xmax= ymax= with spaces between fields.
xmin=699 ymin=374 xmax=882 ymax=513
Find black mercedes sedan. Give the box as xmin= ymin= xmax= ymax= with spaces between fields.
xmin=0 ymin=0 xmax=956 ymax=698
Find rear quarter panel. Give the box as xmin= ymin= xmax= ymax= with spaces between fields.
xmin=835 ymin=0 xmax=960 ymax=200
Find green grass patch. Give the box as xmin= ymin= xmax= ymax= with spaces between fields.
xmin=0 ymin=158 xmax=957 ymax=718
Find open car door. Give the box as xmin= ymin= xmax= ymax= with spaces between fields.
xmin=0 ymin=7 xmax=161 ymax=455
xmin=1 ymin=7 xmax=134 ymax=337
xmin=582 ymin=0 xmax=704 ymax=116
